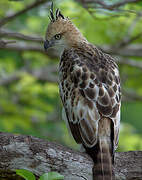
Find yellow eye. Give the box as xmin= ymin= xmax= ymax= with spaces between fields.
xmin=55 ymin=34 xmax=61 ymax=40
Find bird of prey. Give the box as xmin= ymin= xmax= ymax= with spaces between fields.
xmin=44 ymin=3 xmax=121 ymax=180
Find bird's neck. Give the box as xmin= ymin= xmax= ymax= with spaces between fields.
xmin=69 ymin=39 xmax=94 ymax=54
xmin=64 ymin=23 xmax=89 ymax=50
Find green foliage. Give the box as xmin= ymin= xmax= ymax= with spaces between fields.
xmin=16 ymin=169 xmax=36 ymax=180
xmin=118 ymin=123 xmax=142 ymax=151
xmin=0 ymin=0 xmax=142 ymax=153
xmin=39 ymin=172 xmax=64 ymax=180
xmin=9 ymin=0 xmax=24 ymax=1
xmin=16 ymin=169 xmax=64 ymax=180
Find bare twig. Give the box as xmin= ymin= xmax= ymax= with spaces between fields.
xmin=0 ymin=41 xmax=44 ymax=52
xmin=115 ymin=14 xmax=142 ymax=49
xmin=123 ymin=89 xmax=142 ymax=101
xmin=0 ymin=41 xmax=60 ymax=58
xmin=0 ymin=29 xmax=43 ymax=42
xmin=117 ymin=33 xmax=142 ymax=48
xmin=106 ymin=0 xmax=140 ymax=10
xmin=0 ymin=73 xmax=20 ymax=86
xmin=0 ymin=39 xmax=16 ymax=47
xmin=29 ymin=66 xmax=58 ymax=82
xmin=116 ymin=57 xmax=142 ymax=70
xmin=76 ymin=0 xmax=141 ymax=11
xmin=1 ymin=39 xmax=142 ymax=67
xmin=102 ymin=44 xmax=142 ymax=57
xmin=0 ymin=0 xmax=49 ymax=27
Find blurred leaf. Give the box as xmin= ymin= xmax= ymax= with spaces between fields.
xmin=16 ymin=169 xmax=36 ymax=180
xmin=9 ymin=0 xmax=23 ymax=1
xmin=39 ymin=172 xmax=64 ymax=180
xmin=118 ymin=123 xmax=142 ymax=151
xmin=136 ymin=1 xmax=142 ymax=6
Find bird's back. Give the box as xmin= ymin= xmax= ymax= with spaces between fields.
xmin=59 ymin=44 xmax=121 ymax=180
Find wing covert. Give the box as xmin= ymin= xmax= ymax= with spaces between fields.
xmin=59 ymin=47 xmax=121 ymax=149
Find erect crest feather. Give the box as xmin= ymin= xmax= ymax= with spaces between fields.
xmin=49 ymin=2 xmax=65 ymax=22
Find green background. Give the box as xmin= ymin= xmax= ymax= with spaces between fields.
xmin=0 ymin=0 xmax=142 ymax=152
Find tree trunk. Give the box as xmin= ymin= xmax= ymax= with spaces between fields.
xmin=0 ymin=132 xmax=141 ymax=180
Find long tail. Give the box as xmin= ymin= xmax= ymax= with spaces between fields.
xmin=85 ymin=118 xmax=114 ymax=180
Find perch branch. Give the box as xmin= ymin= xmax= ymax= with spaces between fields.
xmin=0 ymin=132 xmax=142 ymax=180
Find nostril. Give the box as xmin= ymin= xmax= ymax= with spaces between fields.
xmin=44 ymin=40 xmax=49 ymax=50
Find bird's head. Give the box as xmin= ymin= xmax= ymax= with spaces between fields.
xmin=44 ymin=3 xmax=86 ymax=52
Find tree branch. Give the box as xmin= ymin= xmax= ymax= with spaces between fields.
xmin=0 ymin=39 xmax=16 ymax=47
xmin=0 ymin=29 xmax=43 ymax=43
xmin=29 ymin=66 xmax=58 ymax=83
xmin=1 ymin=38 xmax=142 ymax=71
xmin=0 ymin=41 xmax=60 ymax=58
xmin=0 ymin=132 xmax=141 ymax=180
xmin=0 ymin=0 xmax=49 ymax=27
xmin=116 ymin=33 xmax=142 ymax=48
xmin=76 ymin=0 xmax=141 ymax=11
xmin=0 ymin=66 xmax=58 ymax=86
xmin=1 ymin=39 xmax=142 ymax=73
xmin=2 ymin=38 xmax=142 ymax=58
xmin=0 ymin=73 xmax=21 ymax=86
xmin=105 ymin=0 xmax=140 ymax=10
xmin=102 ymin=44 xmax=142 ymax=57
xmin=116 ymin=57 xmax=142 ymax=70
xmin=0 ymin=41 xmax=44 ymax=53
xmin=122 ymin=89 xmax=142 ymax=101
xmin=114 ymin=14 xmax=142 ymax=49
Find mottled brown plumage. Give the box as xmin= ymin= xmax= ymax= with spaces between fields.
xmin=44 ymin=4 xmax=121 ymax=180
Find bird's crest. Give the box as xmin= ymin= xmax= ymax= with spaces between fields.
xmin=49 ymin=2 xmax=65 ymax=22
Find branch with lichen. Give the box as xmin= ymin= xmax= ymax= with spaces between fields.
xmin=0 ymin=132 xmax=142 ymax=180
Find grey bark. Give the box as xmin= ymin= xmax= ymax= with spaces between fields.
xmin=0 ymin=132 xmax=142 ymax=180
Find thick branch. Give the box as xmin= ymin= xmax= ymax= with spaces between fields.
xmin=0 ymin=132 xmax=141 ymax=180
xmin=0 ymin=0 xmax=49 ymax=27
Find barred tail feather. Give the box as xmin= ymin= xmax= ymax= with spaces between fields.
xmin=93 ymin=137 xmax=114 ymax=180
xmin=93 ymin=118 xmax=114 ymax=180
xmin=85 ymin=118 xmax=114 ymax=180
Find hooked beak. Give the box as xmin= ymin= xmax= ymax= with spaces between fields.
xmin=44 ymin=40 xmax=54 ymax=51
